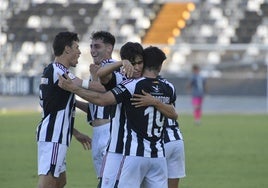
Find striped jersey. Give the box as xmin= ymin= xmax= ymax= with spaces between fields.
xmin=87 ymin=59 xmax=117 ymax=124
xmin=110 ymin=77 xmax=176 ymax=158
xmin=36 ymin=62 xmax=76 ymax=146
xmin=163 ymin=118 xmax=183 ymax=143
xmin=157 ymin=76 xmax=184 ymax=143
xmin=104 ymin=71 xmax=127 ymax=153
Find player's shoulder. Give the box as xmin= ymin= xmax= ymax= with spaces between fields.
xmin=42 ymin=63 xmax=54 ymax=75
xmin=54 ymin=62 xmax=67 ymax=70
xmin=53 ymin=62 xmax=68 ymax=73
xmin=158 ymin=76 xmax=175 ymax=88
xmin=157 ymin=75 xmax=170 ymax=83
xmin=43 ymin=62 xmax=53 ymax=69
xmin=120 ymin=78 xmax=137 ymax=85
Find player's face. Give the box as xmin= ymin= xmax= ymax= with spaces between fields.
xmin=68 ymin=41 xmax=81 ymax=67
xmin=90 ymin=39 xmax=112 ymax=65
xmin=131 ymin=55 xmax=143 ymax=78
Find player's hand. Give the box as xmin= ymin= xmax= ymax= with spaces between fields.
xmin=90 ymin=64 xmax=101 ymax=81
xmin=73 ymin=131 xmax=92 ymax=150
xmin=131 ymin=90 xmax=156 ymax=107
xmin=121 ymin=60 xmax=134 ymax=78
xmin=58 ymin=73 xmax=76 ymax=92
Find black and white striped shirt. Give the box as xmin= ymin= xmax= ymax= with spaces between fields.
xmin=87 ymin=59 xmax=117 ymax=124
xmin=104 ymin=71 xmax=127 ymax=153
xmin=111 ymin=77 xmax=176 ymax=158
xmin=36 ymin=62 xmax=76 ymax=146
xmin=163 ymin=119 xmax=183 ymax=143
xmin=158 ymin=77 xmax=183 ymax=143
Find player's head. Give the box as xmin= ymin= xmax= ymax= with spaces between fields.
xmin=53 ymin=31 xmax=81 ymax=67
xmin=120 ymin=42 xmax=144 ymax=78
xmin=90 ymin=31 xmax=116 ymax=65
xmin=53 ymin=31 xmax=79 ymax=56
xmin=192 ymin=64 xmax=200 ymax=73
xmin=143 ymin=46 xmax=166 ymax=73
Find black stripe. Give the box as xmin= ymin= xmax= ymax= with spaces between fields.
xmin=46 ymin=113 xmax=56 ymax=141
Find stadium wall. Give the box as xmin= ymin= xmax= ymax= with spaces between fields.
xmin=0 ymin=75 xmax=266 ymax=96
xmin=0 ymin=75 xmax=40 ymax=96
xmin=167 ymin=77 xmax=266 ymax=96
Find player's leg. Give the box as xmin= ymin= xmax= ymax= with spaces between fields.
xmin=142 ymin=157 xmax=168 ymax=188
xmin=37 ymin=142 xmax=68 ymax=188
xmin=56 ymin=172 xmax=67 ymax=188
xmin=99 ymin=152 xmax=124 ymax=188
xmin=165 ymin=140 xmax=186 ymax=188
xmin=117 ymin=156 xmax=147 ymax=188
xmin=197 ymin=97 xmax=203 ymax=120
xmin=192 ymin=97 xmax=200 ymax=123
xmin=194 ymin=97 xmax=203 ymax=123
xmin=168 ymin=178 xmax=179 ymax=188
xmin=91 ymin=123 xmax=110 ymax=177
xmin=38 ymin=173 xmax=57 ymax=188
xmin=38 ymin=172 xmax=66 ymax=188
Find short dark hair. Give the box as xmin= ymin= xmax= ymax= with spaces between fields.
xmin=90 ymin=31 xmax=115 ymax=47
xmin=192 ymin=64 xmax=200 ymax=71
xmin=120 ymin=42 xmax=143 ymax=63
xmin=143 ymin=46 xmax=166 ymax=70
xmin=53 ymin=31 xmax=79 ymax=56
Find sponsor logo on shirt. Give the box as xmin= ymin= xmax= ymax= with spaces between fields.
xmin=152 ymin=85 xmax=160 ymax=93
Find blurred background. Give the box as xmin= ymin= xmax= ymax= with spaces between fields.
xmin=0 ymin=0 xmax=267 ymax=113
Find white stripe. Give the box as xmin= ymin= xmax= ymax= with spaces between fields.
xmin=38 ymin=115 xmax=50 ymax=141
xmin=52 ymin=110 xmax=64 ymax=142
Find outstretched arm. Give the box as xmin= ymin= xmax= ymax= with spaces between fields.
xmin=97 ymin=60 xmax=134 ymax=84
xmin=58 ymin=73 xmax=117 ymax=106
xmin=131 ymin=90 xmax=178 ymax=120
xmin=71 ymin=64 xmax=106 ymax=92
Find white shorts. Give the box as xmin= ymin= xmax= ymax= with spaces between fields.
xmin=99 ymin=152 xmax=124 ymax=188
xmin=118 ymin=156 xmax=168 ymax=188
xmin=165 ymin=140 xmax=186 ymax=178
xmin=37 ymin=141 xmax=67 ymax=178
xmin=91 ymin=122 xmax=110 ymax=177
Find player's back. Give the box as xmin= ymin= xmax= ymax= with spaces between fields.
xmin=118 ymin=77 xmax=176 ymax=157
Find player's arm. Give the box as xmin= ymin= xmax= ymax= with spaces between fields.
xmin=73 ymin=128 xmax=91 ymax=150
xmin=58 ymin=73 xmax=117 ymax=106
xmin=76 ymin=100 xmax=88 ymax=113
xmin=97 ymin=60 xmax=134 ymax=84
xmin=131 ymin=90 xmax=178 ymax=120
xmin=66 ymin=65 xmax=106 ymax=92
xmin=72 ymin=76 xmax=106 ymax=92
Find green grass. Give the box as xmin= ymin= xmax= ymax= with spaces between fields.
xmin=0 ymin=112 xmax=267 ymax=188
xmin=180 ymin=114 xmax=268 ymax=188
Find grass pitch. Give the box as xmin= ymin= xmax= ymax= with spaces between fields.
xmin=0 ymin=112 xmax=267 ymax=188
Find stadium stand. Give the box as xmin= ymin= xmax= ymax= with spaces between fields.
xmin=142 ymin=2 xmax=192 ymax=44
xmin=0 ymin=0 xmax=267 ymax=96
xmin=1 ymin=0 xmax=102 ymax=74
xmin=164 ymin=0 xmax=268 ymax=77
